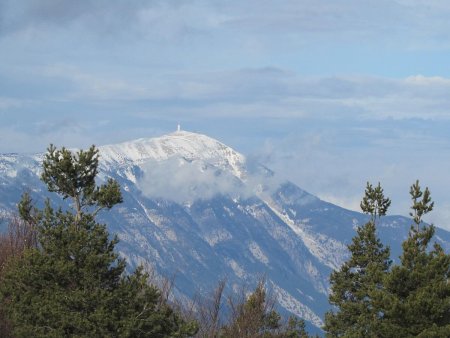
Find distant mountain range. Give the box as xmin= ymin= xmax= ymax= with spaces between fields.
xmin=1 ymin=130 xmax=449 ymax=333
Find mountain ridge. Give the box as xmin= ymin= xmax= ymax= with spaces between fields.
xmin=0 ymin=130 xmax=449 ymax=334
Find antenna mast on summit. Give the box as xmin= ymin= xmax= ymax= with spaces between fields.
xmin=177 ymin=123 xmax=181 ymax=132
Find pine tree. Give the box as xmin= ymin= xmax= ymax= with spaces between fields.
xmin=0 ymin=145 xmax=197 ymax=337
xmin=381 ymin=181 xmax=450 ymax=337
xmin=283 ymin=316 xmax=312 ymax=338
xmin=324 ymin=182 xmax=391 ymax=337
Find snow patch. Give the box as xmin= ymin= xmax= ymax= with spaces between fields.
xmin=190 ymin=249 xmax=204 ymax=265
xmin=204 ymin=229 xmax=232 ymax=246
xmin=271 ymin=282 xmax=323 ymax=328
xmin=263 ymin=198 xmax=348 ymax=270
xmin=248 ymin=241 xmax=269 ymax=264
xmin=165 ymin=229 xmax=177 ymax=242
xmin=224 ymin=206 xmax=235 ymax=217
xmin=226 ymin=259 xmax=246 ymax=279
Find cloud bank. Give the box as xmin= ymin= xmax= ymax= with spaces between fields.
xmin=137 ymin=156 xmax=281 ymax=204
xmin=253 ymin=126 xmax=450 ymax=230
xmin=2 ymin=0 xmax=450 ymax=49
xmin=137 ymin=157 xmax=247 ymax=203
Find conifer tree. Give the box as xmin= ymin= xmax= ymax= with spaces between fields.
xmin=0 ymin=145 xmax=197 ymax=337
xmin=324 ymin=182 xmax=391 ymax=337
xmin=283 ymin=316 xmax=312 ymax=338
xmin=381 ymin=181 xmax=450 ymax=337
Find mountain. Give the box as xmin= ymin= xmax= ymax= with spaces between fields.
xmin=1 ymin=130 xmax=450 ymax=334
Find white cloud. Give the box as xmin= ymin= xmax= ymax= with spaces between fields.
xmin=137 ymin=155 xmax=282 ymax=204
xmin=83 ymin=70 xmax=450 ymax=121
xmin=40 ymin=64 xmax=150 ymax=100
xmin=157 ymin=72 xmax=450 ymax=121
xmin=137 ymin=157 xmax=245 ymax=203
xmin=253 ymin=127 xmax=450 ymax=231
xmin=0 ymin=118 xmax=108 ymax=153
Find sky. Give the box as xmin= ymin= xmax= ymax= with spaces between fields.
xmin=1 ymin=0 xmax=450 ymax=229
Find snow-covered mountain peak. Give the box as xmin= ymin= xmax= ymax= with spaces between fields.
xmin=99 ymin=130 xmax=247 ymax=179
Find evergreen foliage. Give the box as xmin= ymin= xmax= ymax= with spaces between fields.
xmin=325 ymin=180 xmax=450 ymax=337
xmin=360 ymin=182 xmax=391 ymax=223
xmin=409 ymin=180 xmax=434 ymax=231
xmin=381 ymin=181 xmax=450 ymax=337
xmin=40 ymin=144 xmax=122 ymax=221
xmin=324 ymin=182 xmax=391 ymax=337
xmin=0 ymin=145 xmax=197 ymax=337
xmin=283 ymin=316 xmax=312 ymax=338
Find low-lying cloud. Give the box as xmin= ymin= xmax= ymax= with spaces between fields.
xmin=253 ymin=127 xmax=450 ymax=231
xmin=137 ymin=156 xmax=282 ymax=204
xmin=138 ymin=157 xmax=244 ymax=203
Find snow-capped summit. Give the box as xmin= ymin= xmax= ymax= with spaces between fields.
xmin=99 ymin=130 xmax=246 ymax=179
